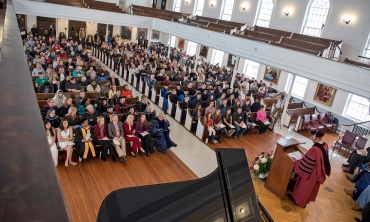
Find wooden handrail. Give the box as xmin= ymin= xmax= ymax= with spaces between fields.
xmin=343 ymin=120 xmax=370 ymax=127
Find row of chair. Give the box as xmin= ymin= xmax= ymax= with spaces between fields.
xmin=334 ymin=130 xmax=368 ymax=155
xmin=300 ymin=113 xmax=337 ymax=135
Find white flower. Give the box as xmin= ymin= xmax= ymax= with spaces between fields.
xmin=261 ymin=157 xmax=267 ymax=164
xmin=253 ymin=164 xmax=259 ymax=171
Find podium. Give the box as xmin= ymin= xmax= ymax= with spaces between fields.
xmin=265 ymin=138 xmax=305 ymax=199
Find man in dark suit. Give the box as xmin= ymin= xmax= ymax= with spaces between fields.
xmin=343 ymin=147 xmax=370 ymax=174
xmin=107 ymin=114 xmax=126 ymax=162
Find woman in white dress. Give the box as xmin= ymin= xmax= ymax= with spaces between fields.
xmin=44 ymin=120 xmax=58 ymax=167
xmin=57 ymin=119 xmax=77 ymax=167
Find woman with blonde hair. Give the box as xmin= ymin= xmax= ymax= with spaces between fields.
xmin=123 ymin=114 xmax=143 ymax=157
xmin=49 ymin=72 xmax=58 ymax=84
xmin=59 ymin=97 xmax=73 ymax=117
xmin=65 ymin=107 xmax=80 ymax=128
xmin=57 ymin=119 xmax=77 ymax=167
xmin=108 ymin=85 xmax=117 ymax=99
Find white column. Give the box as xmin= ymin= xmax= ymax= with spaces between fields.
xmin=167 ymin=35 xmax=172 ymax=58
xmin=105 ymin=24 xmax=109 ymax=43
xmin=194 ymin=43 xmax=201 ymax=71
xmin=281 ymin=74 xmax=296 ymax=124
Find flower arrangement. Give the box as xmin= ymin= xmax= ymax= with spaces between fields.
xmin=250 ymin=150 xmax=274 ymax=180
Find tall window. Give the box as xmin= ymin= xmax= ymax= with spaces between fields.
xmin=211 ymin=50 xmax=224 ymax=65
xmin=284 ymin=73 xmax=293 ymax=92
xmin=169 ymin=36 xmax=176 ymax=48
xmin=194 ymin=0 xmax=205 ymax=16
xmin=344 ymin=94 xmax=370 ymax=122
xmin=173 ymin=0 xmax=181 ymax=12
xmin=255 ymin=0 xmax=274 ymax=27
xmin=291 ymin=76 xmax=308 ymax=99
xmin=187 ymin=41 xmax=197 ymax=55
xmin=243 ymin=59 xmax=260 ymax=79
xmin=301 ymin=0 xmax=330 ymax=37
xmin=362 ymin=33 xmax=370 ymax=59
xmin=220 ymin=0 xmax=235 ymax=21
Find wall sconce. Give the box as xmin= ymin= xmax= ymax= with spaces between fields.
xmin=59 ymin=18 xmax=66 ymax=22
xmin=185 ymin=0 xmax=189 ymax=4
xmin=209 ymin=2 xmax=214 ymax=7
xmin=343 ymin=18 xmax=351 ymax=24
xmin=283 ymin=11 xmax=289 ymax=16
xmin=241 ymin=6 xmax=246 ymax=10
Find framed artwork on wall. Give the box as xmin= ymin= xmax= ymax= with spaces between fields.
xmin=151 ymin=30 xmax=160 ymax=40
xmin=313 ymin=83 xmax=337 ymax=106
xmin=121 ymin=26 xmax=132 ymax=40
xmin=178 ymin=38 xmax=185 ymax=49
xmin=199 ymin=45 xmax=209 ymax=58
xmin=137 ymin=28 xmax=148 ymax=40
xmin=263 ymin=66 xmax=281 ymax=85
xmin=227 ymin=54 xmax=238 ymax=68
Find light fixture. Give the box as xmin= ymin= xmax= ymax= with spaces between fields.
xmin=283 ymin=11 xmax=289 ymax=16
xmin=240 ymin=208 xmax=245 ymax=213
xmin=241 ymin=6 xmax=246 ymax=10
xmin=185 ymin=0 xmax=189 ymax=4
xmin=59 ymin=18 xmax=66 ymax=22
xmin=343 ymin=18 xmax=351 ymax=24
xmin=210 ymin=2 xmax=214 ymax=7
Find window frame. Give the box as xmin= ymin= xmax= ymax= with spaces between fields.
xmin=194 ymin=0 xmax=205 ymax=16
xmin=300 ymin=0 xmax=331 ymax=37
xmin=362 ymin=32 xmax=370 ymax=59
xmin=291 ymin=76 xmax=308 ymax=99
xmin=220 ymin=0 xmax=235 ymax=21
xmin=254 ymin=0 xmax=275 ymax=28
xmin=187 ymin=41 xmax=197 ymax=56
xmin=242 ymin=59 xmax=260 ymax=79
xmin=173 ymin=0 xmax=182 ymax=12
xmin=211 ymin=49 xmax=225 ymax=65
xmin=343 ymin=94 xmax=370 ymax=123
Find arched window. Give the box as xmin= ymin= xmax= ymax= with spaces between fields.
xmin=301 ymin=0 xmax=330 ymax=37
xmin=173 ymin=0 xmax=181 ymax=12
xmin=255 ymin=0 xmax=274 ymax=27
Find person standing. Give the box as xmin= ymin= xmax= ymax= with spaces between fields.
xmin=290 ymin=131 xmax=331 ymax=208
xmin=79 ymin=27 xmax=86 ymax=45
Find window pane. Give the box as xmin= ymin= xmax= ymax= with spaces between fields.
xmin=187 ymin=41 xmax=197 ymax=55
xmin=255 ymin=0 xmax=274 ymax=28
xmin=170 ymin=36 xmax=176 ymax=48
xmin=291 ymin=76 xmax=308 ymax=99
xmin=212 ymin=50 xmax=224 ymax=65
xmin=243 ymin=59 xmax=260 ymax=79
xmin=362 ymin=33 xmax=370 ymax=59
xmin=344 ymin=94 xmax=370 ymax=122
xmin=194 ymin=0 xmax=205 ymax=16
xmin=220 ymin=0 xmax=235 ymax=21
xmin=301 ymin=0 xmax=330 ymax=37
xmin=173 ymin=0 xmax=181 ymax=12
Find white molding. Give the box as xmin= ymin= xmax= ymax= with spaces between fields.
xmin=14 ymin=0 xmax=370 ymax=98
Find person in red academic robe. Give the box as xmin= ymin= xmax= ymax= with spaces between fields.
xmin=290 ymin=131 xmax=331 ymax=208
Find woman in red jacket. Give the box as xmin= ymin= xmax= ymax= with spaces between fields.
xmin=123 ymin=114 xmax=144 ymax=157
xmin=93 ymin=116 xmax=116 ymax=161
xmin=121 ymin=84 xmax=133 ymax=98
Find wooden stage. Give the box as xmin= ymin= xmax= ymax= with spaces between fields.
xmin=57 ymin=129 xmax=361 ymax=222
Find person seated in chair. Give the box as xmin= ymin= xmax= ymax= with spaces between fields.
xmin=114 ymin=96 xmax=128 ymax=114
xmin=135 ymin=113 xmax=153 ymax=156
xmin=232 ymin=107 xmax=247 ymax=138
xmin=72 ymin=66 xmax=85 ymax=77
xmin=74 ymin=118 xmax=97 ymax=161
xmin=38 ymin=82 xmax=55 ymax=93
xmin=107 ymin=114 xmax=127 ymax=162
xmin=86 ymin=80 xmax=101 ymax=92
xmin=102 ymin=105 xmax=116 ymax=123
xmin=93 ymin=116 xmax=116 ymax=162
xmin=35 ymin=72 xmax=48 ymax=87
xmin=65 ymin=77 xmax=81 ymax=92
xmin=256 ymin=105 xmax=271 ymax=134
xmin=41 ymin=98 xmax=57 ymax=119
xmin=83 ymin=104 xmax=99 ymax=126
xmin=343 ymin=147 xmax=370 ymax=174
xmin=137 ymin=95 xmax=150 ymax=112
xmin=152 ymin=113 xmax=177 ymax=150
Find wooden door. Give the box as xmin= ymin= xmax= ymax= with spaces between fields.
xmin=37 ymin=16 xmax=56 ymax=37
xmin=97 ymin=24 xmax=113 ymax=42
xmin=68 ymin=20 xmax=86 ymax=42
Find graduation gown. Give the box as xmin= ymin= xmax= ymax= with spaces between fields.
xmin=150 ymin=119 xmax=168 ymax=152
xmin=292 ymin=142 xmax=330 ymax=207
xmin=74 ymin=126 xmax=97 ymax=159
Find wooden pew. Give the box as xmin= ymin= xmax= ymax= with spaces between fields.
xmin=262 ymin=98 xmax=278 ymax=111
xmin=286 ymin=107 xmax=317 ymax=130
xmin=279 ymin=37 xmax=328 ymax=55
xmin=343 ymin=58 xmax=370 ymax=69
xmin=249 ymin=111 xmax=272 ymax=132
xmin=291 ymin=33 xmax=342 ymax=47
xmin=282 ymin=102 xmax=304 ymax=127
xmin=217 ymin=20 xmax=246 ymax=31
xmin=253 ymin=25 xmax=292 ymax=38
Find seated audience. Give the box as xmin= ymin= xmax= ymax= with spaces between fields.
xmin=74 ymin=118 xmax=97 ymax=161
xmin=256 ymin=105 xmax=271 ymax=134
xmin=114 ymin=96 xmax=128 ymax=114
xmin=45 ymin=109 xmax=61 ymax=129
xmin=32 ymin=62 xmax=45 ymax=76
xmin=107 ymin=114 xmax=127 ymax=162
xmin=343 ymin=147 xmax=370 ymax=174
xmin=251 ymin=98 xmax=261 ymax=112
xmin=143 ymin=106 xmax=154 ymax=122
xmin=93 ymin=116 xmax=116 ymax=162
xmin=86 ymin=80 xmax=101 ymax=92
xmin=232 ymin=107 xmax=247 ymax=138
xmin=38 ymin=82 xmax=54 ymax=93
xmin=153 ymin=113 xmax=177 ymax=149
xmin=78 ymin=76 xmax=88 ymax=87
xmin=65 ymin=77 xmax=81 ymax=92
xmin=59 ymin=97 xmax=73 ymax=117
xmin=83 ymin=104 xmax=99 ymax=126
xmin=44 ymin=119 xmax=58 ymax=167
xmin=111 ymin=90 xmax=122 ymax=105
xmin=192 ymin=93 xmax=203 ymax=108
xmin=123 ymin=114 xmax=143 ymax=157
xmin=102 ymin=105 xmax=116 ymax=123
xmin=57 ymin=119 xmax=77 ymax=167
xmin=108 ymin=85 xmax=117 ymax=99
xmin=53 ymin=90 xmax=66 ymax=109
xmin=135 ymin=113 xmax=153 ymax=156
xmin=213 ymin=108 xmax=228 ymax=140
xmin=72 ymin=66 xmax=85 ymax=77
xmin=64 ymin=107 xmax=80 ymax=128
xmin=41 ymin=98 xmax=56 ymax=119
xmin=121 ymin=85 xmax=133 ymax=98
xmin=204 ymin=112 xmax=217 ymax=144
xmin=35 ymin=72 xmax=48 ymax=87
xmin=137 ymin=95 xmax=150 ymax=112
xmin=205 ymin=100 xmax=216 ymax=115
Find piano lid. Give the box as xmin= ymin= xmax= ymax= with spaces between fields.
xmin=97 ymin=148 xmax=265 ymax=222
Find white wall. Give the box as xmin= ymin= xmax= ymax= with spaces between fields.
xmin=231 ymin=0 xmax=258 ymax=25
xmin=179 ymin=0 xmax=195 ymax=14
xmin=126 ymin=0 xmax=151 ymax=12
xmin=112 ymin=25 xmax=121 ymax=37
xmin=57 ymin=19 xmax=68 ymax=37
xmin=202 ymin=0 xmax=222 ymax=19
xmin=86 ymin=22 xmax=97 ymax=37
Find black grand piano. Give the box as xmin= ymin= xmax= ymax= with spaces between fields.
xmin=97 ymin=148 xmax=273 ymax=222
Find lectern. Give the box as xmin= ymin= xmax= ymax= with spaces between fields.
xmin=265 ymin=138 xmax=305 ymax=199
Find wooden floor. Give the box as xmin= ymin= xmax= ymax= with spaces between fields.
xmin=57 ymin=128 xmax=362 ymax=222
xmin=56 ymin=150 xmax=197 ymax=222
xmin=207 ymin=129 xmax=362 ymax=222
